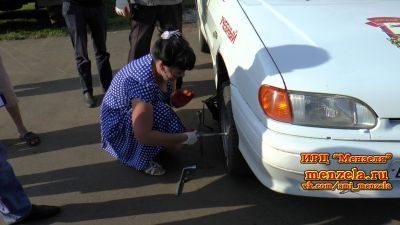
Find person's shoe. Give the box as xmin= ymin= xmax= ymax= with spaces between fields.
xmin=16 ymin=205 xmax=60 ymax=224
xmin=83 ymin=92 xmax=96 ymax=108
xmin=143 ymin=160 xmax=166 ymax=176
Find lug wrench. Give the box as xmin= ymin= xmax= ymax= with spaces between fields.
xmin=176 ymin=165 xmax=197 ymax=196
xmin=197 ymin=132 xmax=228 ymax=137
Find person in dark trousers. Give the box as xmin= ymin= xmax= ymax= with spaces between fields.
xmin=62 ymin=0 xmax=113 ymax=108
xmin=0 ymin=143 xmax=60 ymax=224
xmin=115 ymin=0 xmax=184 ymax=89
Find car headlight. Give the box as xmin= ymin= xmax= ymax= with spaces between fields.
xmin=289 ymin=92 xmax=377 ymax=129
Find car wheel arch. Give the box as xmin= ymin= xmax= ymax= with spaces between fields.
xmin=216 ymin=53 xmax=229 ymax=89
xmin=215 ymin=54 xmax=250 ymax=175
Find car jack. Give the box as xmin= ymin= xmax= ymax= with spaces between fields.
xmin=175 ymin=98 xmax=228 ymax=196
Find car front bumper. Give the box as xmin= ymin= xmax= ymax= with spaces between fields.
xmin=231 ymin=86 xmax=400 ymax=198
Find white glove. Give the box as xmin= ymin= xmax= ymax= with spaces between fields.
xmin=182 ymin=131 xmax=198 ymax=145
xmin=115 ymin=0 xmax=130 ymax=17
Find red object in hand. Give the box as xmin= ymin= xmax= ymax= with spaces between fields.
xmin=171 ymin=89 xmax=194 ymax=108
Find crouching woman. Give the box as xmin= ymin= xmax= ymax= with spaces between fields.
xmin=100 ymin=30 xmax=198 ymax=176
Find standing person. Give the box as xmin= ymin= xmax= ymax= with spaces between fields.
xmin=100 ymin=30 xmax=197 ymax=176
xmin=115 ymin=0 xmax=184 ymax=89
xmin=0 ymin=55 xmax=40 ymax=147
xmin=0 ymin=142 xmax=60 ymax=224
xmin=62 ymin=0 xmax=113 ymax=108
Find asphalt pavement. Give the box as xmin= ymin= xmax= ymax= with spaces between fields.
xmin=1 ymin=19 xmax=400 ymax=225
xmin=0 ymin=21 xmax=228 ymax=225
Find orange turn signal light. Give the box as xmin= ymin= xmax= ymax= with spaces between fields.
xmin=258 ymin=85 xmax=292 ymax=123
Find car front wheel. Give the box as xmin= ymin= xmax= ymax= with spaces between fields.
xmin=219 ymin=81 xmax=249 ymax=175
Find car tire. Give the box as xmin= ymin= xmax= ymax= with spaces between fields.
xmin=218 ymin=81 xmax=249 ymax=175
xmin=197 ymin=17 xmax=210 ymax=53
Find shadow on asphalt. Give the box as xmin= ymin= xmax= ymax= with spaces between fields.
xmin=3 ymin=107 xmax=216 ymax=158
xmin=13 ymin=63 xmax=213 ymax=98
xmin=3 ymin=123 xmax=102 ymax=158
xmin=22 ymin=171 xmax=400 ymax=225
xmin=13 ymin=73 xmax=117 ymax=97
xmin=8 ymin=107 xmax=400 ymax=225
xmin=14 ymin=76 xmax=82 ymax=97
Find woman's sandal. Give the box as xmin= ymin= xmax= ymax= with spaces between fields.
xmin=143 ymin=160 xmax=166 ymax=176
xmin=20 ymin=132 xmax=41 ymax=147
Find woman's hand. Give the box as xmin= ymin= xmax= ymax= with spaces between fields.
xmin=182 ymin=130 xmax=198 ymax=145
xmin=171 ymin=89 xmax=194 ymax=108
xmin=115 ymin=0 xmax=130 ymax=17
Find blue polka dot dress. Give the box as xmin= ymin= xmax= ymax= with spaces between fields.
xmin=100 ymin=54 xmax=185 ymax=171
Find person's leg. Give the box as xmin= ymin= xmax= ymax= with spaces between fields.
xmin=0 ymin=143 xmax=60 ymax=224
xmin=158 ymin=3 xmax=183 ymax=89
xmin=4 ymin=105 xmax=40 ymax=146
xmin=0 ymin=143 xmax=32 ymax=224
xmin=128 ymin=4 xmax=158 ymax=62
xmin=0 ymin=55 xmax=40 ymax=146
xmin=5 ymin=105 xmax=27 ymax=136
xmin=87 ymin=5 xmax=113 ymax=93
xmin=62 ymin=2 xmax=93 ymax=95
xmin=158 ymin=4 xmax=182 ymax=35
xmin=0 ymin=57 xmax=28 ymax=137
xmin=132 ymin=101 xmax=185 ymax=174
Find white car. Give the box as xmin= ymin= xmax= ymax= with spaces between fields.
xmin=196 ymin=0 xmax=400 ymax=198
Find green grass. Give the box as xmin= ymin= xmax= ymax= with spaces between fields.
xmin=0 ymin=2 xmax=67 ymax=40
xmin=0 ymin=0 xmax=194 ymax=40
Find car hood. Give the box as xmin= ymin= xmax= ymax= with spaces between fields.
xmin=239 ymin=0 xmax=400 ymax=118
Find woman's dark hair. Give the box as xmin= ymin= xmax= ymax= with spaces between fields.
xmin=151 ymin=29 xmax=196 ymax=71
